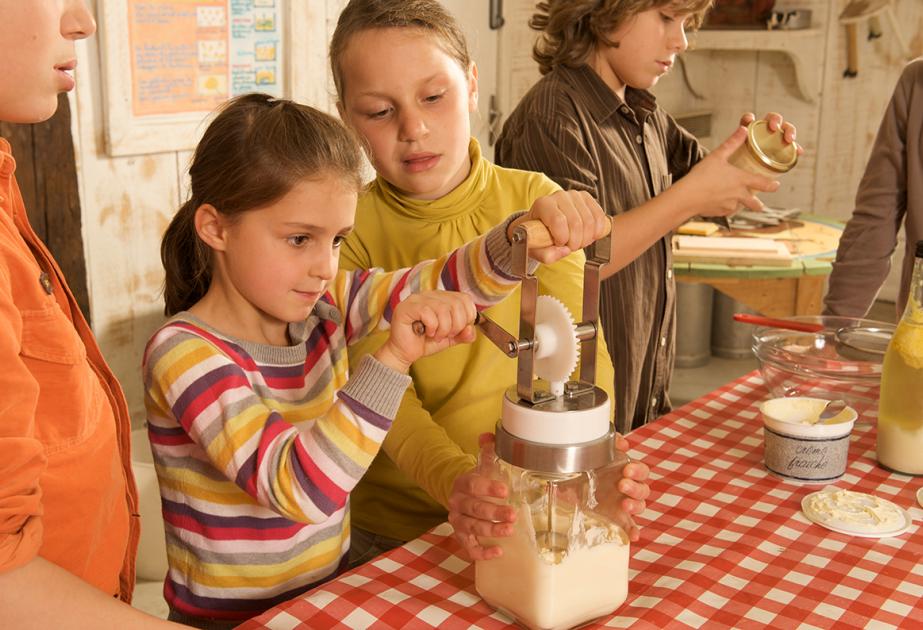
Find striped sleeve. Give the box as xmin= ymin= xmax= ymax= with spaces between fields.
xmin=142 ymin=324 xmax=409 ymax=524
xmin=334 ymin=215 xmax=532 ymax=344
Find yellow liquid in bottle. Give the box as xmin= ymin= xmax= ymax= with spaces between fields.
xmin=877 ymin=306 xmax=923 ymax=475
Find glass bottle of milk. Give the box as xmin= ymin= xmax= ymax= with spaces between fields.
xmin=877 ymin=239 xmax=923 ymax=475
xmin=474 ymin=452 xmax=631 ymax=630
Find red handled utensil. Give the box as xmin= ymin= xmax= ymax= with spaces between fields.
xmin=733 ymin=313 xmax=825 ymax=333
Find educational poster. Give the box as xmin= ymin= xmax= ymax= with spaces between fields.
xmin=128 ymin=0 xmax=284 ymax=117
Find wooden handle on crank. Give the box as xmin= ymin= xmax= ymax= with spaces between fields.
xmin=513 ymin=218 xmax=612 ymax=249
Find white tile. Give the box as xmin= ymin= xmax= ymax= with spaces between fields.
xmin=740 ymin=556 xmax=768 ymax=573
xmin=306 ymin=589 xmax=337 ymax=608
xmin=676 ymin=560 xmax=706 ymax=573
xmin=340 ymin=573 xmax=371 ymax=587
xmin=675 ymin=609 xmax=709 ymax=627
xmin=742 ymin=606 xmax=775 ymax=623
xmin=694 ymin=502 xmax=721 ymax=517
xmin=657 ymin=493 xmax=684 ymax=507
xmin=784 ymin=571 xmax=813 ymax=586
xmin=342 ymin=608 xmax=378 ymax=629
xmin=830 ymin=584 xmax=862 ymax=601
xmin=417 ymin=605 xmax=452 ymax=625
xmin=371 ymin=557 xmax=403 ymax=574
xmin=438 ymin=554 xmax=468 ymax=574
xmin=811 ymin=602 xmax=846 ymax=622
xmin=881 ymin=598 xmax=913 ymax=617
xmin=718 ymin=573 xmax=748 ymax=590
xmin=379 ymin=588 xmax=412 ymax=605
xmin=698 ymin=590 xmax=730 ymax=609
xmin=266 ymin=611 xmax=305 ymax=630
xmin=847 ymin=566 xmax=878 ymax=582
xmin=409 ymin=573 xmax=441 ymax=591
xmin=763 ymin=588 xmax=795 ymax=605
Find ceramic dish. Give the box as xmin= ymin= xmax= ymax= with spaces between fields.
xmin=801 ymin=488 xmax=912 ymax=538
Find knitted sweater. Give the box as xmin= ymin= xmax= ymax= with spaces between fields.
xmin=142 ymin=220 xmax=525 ymax=620
xmin=343 ymin=139 xmax=616 ymax=541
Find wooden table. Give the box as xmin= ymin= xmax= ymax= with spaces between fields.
xmin=674 ymin=216 xmax=843 ymax=317
xmin=240 ymin=372 xmax=922 ymax=630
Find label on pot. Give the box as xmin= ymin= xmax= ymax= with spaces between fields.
xmin=763 ymin=427 xmax=849 ymax=482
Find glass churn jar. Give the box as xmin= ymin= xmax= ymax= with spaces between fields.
xmin=877 ymin=239 xmax=923 ymax=475
xmin=475 ymin=386 xmax=631 ymax=630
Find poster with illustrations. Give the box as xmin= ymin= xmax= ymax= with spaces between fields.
xmin=102 ymin=0 xmax=287 ymax=155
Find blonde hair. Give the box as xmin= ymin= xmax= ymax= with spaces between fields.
xmin=330 ymin=0 xmax=471 ymax=101
xmin=531 ymin=0 xmax=714 ymax=75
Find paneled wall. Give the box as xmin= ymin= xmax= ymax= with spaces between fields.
xmin=73 ymin=0 xmax=348 ymax=426
xmin=499 ymin=0 xmax=923 ymax=299
xmin=501 ymin=0 xmax=923 ymax=218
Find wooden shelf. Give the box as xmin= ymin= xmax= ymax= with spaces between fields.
xmin=688 ymin=29 xmax=824 ymax=103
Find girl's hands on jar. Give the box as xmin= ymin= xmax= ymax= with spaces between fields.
xmin=447 ymin=433 xmax=515 ymax=561
xmin=448 ymin=432 xmax=652 ymax=562
xmin=603 ymin=433 xmax=651 ymax=542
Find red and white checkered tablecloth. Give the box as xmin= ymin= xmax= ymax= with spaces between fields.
xmin=240 ymin=372 xmax=923 ymax=630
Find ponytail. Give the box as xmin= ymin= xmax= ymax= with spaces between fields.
xmin=161 ymin=200 xmax=211 ymax=316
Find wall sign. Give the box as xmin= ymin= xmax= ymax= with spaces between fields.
xmin=100 ymin=0 xmax=287 ymax=156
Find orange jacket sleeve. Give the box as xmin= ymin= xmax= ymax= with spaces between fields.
xmin=0 ymin=244 xmax=46 ymax=574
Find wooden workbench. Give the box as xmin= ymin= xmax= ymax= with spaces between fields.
xmin=673 ymin=215 xmax=843 ymax=317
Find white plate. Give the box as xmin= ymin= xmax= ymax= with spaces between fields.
xmin=918 ymin=487 xmax=923 ymax=509
xmin=801 ymin=489 xmax=913 ymax=538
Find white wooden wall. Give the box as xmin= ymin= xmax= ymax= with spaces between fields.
xmin=73 ymin=0 xmax=347 ymax=426
xmin=70 ymin=0 xmax=922 ymax=425
xmin=498 ymin=0 xmax=923 ymax=299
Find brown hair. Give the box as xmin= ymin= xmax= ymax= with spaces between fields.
xmin=160 ymin=93 xmax=364 ymax=316
xmin=531 ymin=0 xmax=714 ymax=75
xmin=329 ymin=0 xmax=471 ymax=101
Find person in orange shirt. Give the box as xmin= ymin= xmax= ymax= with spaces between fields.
xmin=0 ymin=1 xmax=182 ymax=627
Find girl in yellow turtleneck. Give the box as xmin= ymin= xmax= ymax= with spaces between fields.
xmin=330 ymin=0 xmax=651 ymax=563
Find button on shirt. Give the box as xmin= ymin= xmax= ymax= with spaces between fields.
xmin=0 ymin=138 xmax=139 ymax=600
xmin=496 ymin=64 xmax=706 ymax=432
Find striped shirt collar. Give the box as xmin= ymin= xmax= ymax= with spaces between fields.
xmin=555 ymin=64 xmax=658 ymax=125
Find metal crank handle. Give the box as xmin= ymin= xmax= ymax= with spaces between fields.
xmin=412 ymin=312 xmax=520 ymax=357
xmin=412 ymin=312 xmax=485 ymax=337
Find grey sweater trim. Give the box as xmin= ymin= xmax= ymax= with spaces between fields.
xmin=338 ymin=354 xmax=412 ymax=420
xmin=485 ymin=211 xmax=541 ymax=278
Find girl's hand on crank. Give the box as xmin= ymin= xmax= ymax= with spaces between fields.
xmin=375 ymin=291 xmax=477 ymax=373
xmin=510 ymin=190 xmax=610 ymax=264
xmin=447 ymin=433 xmax=515 ymax=561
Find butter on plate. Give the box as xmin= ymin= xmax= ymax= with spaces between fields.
xmin=677 ymin=221 xmax=720 ymax=236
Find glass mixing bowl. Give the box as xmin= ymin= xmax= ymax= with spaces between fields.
xmin=751 ymin=315 xmax=894 ymax=409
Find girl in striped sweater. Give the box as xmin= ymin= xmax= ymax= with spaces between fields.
xmin=142 ymin=93 xmax=608 ymax=627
